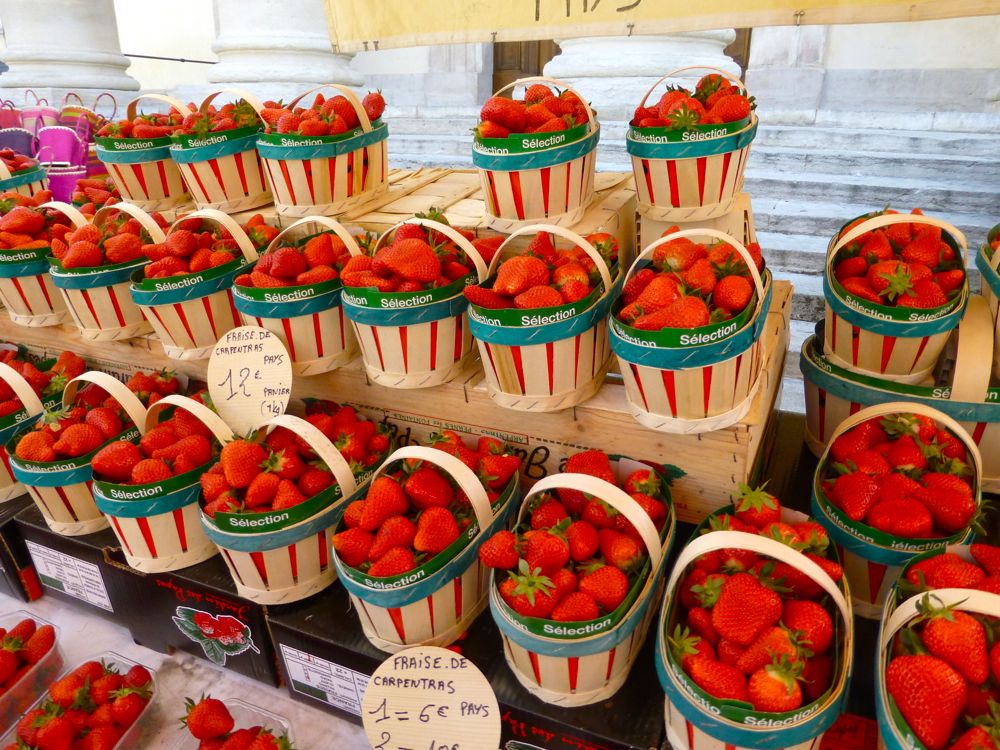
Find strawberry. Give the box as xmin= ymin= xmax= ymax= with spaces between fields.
xmin=499 ymin=562 xmax=556 ymax=618
xmin=565 ymin=520 xmax=599 ymax=562
xmin=131 ymin=458 xmax=172 ymax=484
xmin=733 ymin=483 xmax=780 ymax=528
xmin=184 ymin=696 xmax=234 ymax=740
xmin=333 ymin=528 xmax=374 ymax=568
xmin=463 ymin=285 xmax=514 ymax=309
xmin=123 ymin=665 xmax=151 ymax=689
xmin=834 ymin=256 xmax=868 ymax=281
xmin=369 ymin=516 xmax=417 ymax=561
xmin=905 ymin=553 xmax=984 ymax=590
xmin=359 ymin=477 xmax=409 ymax=531
xmin=682 ymin=258 xmax=717 ymax=295
xmin=598 ymin=529 xmax=643 ymax=571
xmin=89 ymin=672 xmax=124 ymax=705
xmin=713 ymin=275 xmax=753 ymax=314
xmin=530 ymin=498 xmax=569 ymax=530
xmin=897 ymin=279 xmax=948 ymax=308
xmin=34 ymin=714 xmax=76 ymax=750
xmin=885 ymin=655 xmax=965 ymax=750
xmin=917 ymin=597 xmax=988 ymax=684
xmin=384 ymin=238 xmax=441 ymax=284
xmin=950 ymin=728 xmax=999 ymax=750
xmin=368 ymin=547 xmax=416 ymax=577
xmin=735 ymin=626 xmax=801 ymax=675
xmin=478 ymin=453 xmax=520 ymax=491
xmin=578 ymin=564 xmax=629 ymax=612
xmin=524 ymin=530 xmax=569 ymax=573
xmin=971 ymin=543 xmax=1000 ymax=575
xmin=934 ymin=269 xmax=965 ymax=294
xmin=363 ymin=90 xmax=386 ymax=121
xmin=901 ymin=232 xmax=942 ymax=266
xmin=272 ymin=479 xmax=306 ymax=510
xmin=748 ymin=656 xmax=803 ymax=712
xmin=52 ymin=423 xmax=106 ymax=457
xmin=14 ymin=431 xmax=56 ymax=462
xmin=403 ymin=466 xmax=453 ymax=510
xmin=711 ymin=572 xmax=783 ymax=646
xmin=781 ymin=599 xmax=832 ymax=655
xmin=685 ymin=657 xmax=749 ymax=702
xmin=827 ymin=471 xmax=879 ymax=521
xmin=219 ymin=440 xmax=267 ymax=489
xmin=551 ymin=591 xmax=600 ymax=622
xmin=868 ymin=496 xmax=935 ymax=537
xmin=668 ymin=625 xmax=716 ymax=671
xmin=93 ymin=441 xmax=142 ymax=483
xmin=840 ymin=277 xmax=881 ymax=303
xmin=244 ymin=472 xmax=280 ymax=508
xmin=494 ymin=256 xmax=549 ymax=296
xmin=20 ymin=624 xmax=55 ymax=664
xmin=653 ymin=236 xmax=707 ymax=272
xmin=478 ymin=530 xmax=519 ymax=569
xmin=660 ymin=295 xmax=711 ymax=329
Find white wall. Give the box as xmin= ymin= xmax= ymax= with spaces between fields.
xmin=824 ymin=16 xmax=1000 ymax=70
xmin=113 ymin=0 xmax=217 ymax=91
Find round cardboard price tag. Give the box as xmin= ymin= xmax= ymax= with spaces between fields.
xmin=207 ymin=326 xmax=292 ymax=436
xmin=362 ymin=646 xmax=501 ymax=750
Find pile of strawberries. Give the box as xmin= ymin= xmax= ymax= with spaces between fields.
xmin=478 ymin=449 xmax=667 ymax=622
xmin=174 ymin=101 xmax=262 ymax=137
xmin=341 ymin=212 xmax=499 ymax=294
xmin=671 ymin=486 xmax=845 ymax=713
xmin=820 ymin=413 xmax=978 ymax=539
xmin=51 ymin=207 xmax=169 ymax=270
xmin=617 ymin=229 xmax=764 ymax=330
xmin=234 ymin=228 xmax=368 ymax=289
xmin=139 ymin=214 xmax=278 ymax=280
xmin=70 ymin=177 xmax=120 ymax=215
xmin=832 ymin=208 xmax=965 ymax=309
xmin=0 ymin=149 xmax=37 ymax=175
xmin=476 ymin=84 xmax=589 ymax=140
xmin=903 ymin=544 xmax=1000 ymax=595
xmin=12 ymin=368 xmax=177 ymax=464
xmin=182 ymin=695 xmax=295 ymax=750
xmin=332 ymin=430 xmax=520 ymax=578
xmin=97 ymin=108 xmax=185 ymax=140
xmin=200 ymin=401 xmax=389 ymax=519
xmin=92 ymin=389 xmax=225 ymax=488
xmin=885 ymin=582 xmax=1000 ymax=750
xmin=463 ymin=231 xmax=619 ymax=311
xmin=630 ymin=73 xmax=754 ymax=130
xmin=260 ymin=90 xmax=386 ymax=137
xmin=0 ymin=617 xmax=56 ymax=696
xmin=0 ymin=197 xmax=67 ymax=253
xmin=5 ymin=659 xmax=153 ymax=750
xmin=0 ymin=349 xmax=84 ymax=419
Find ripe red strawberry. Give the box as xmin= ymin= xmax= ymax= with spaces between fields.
xmin=913 ymin=473 xmax=976 ymax=533
xmin=478 ymin=530 xmax=519 ymax=569
xmin=478 ymin=453 xmax=520 ymax=491
xmin=464 ymin=285 xmax=514 ymax=309
xmin=885 ymin=655 xmax=965 ymax=750
xmin=244 ymin=472 xmax=280 ymax=509
xmin=828 ymin=471 xmax=879 ymax=521
xmin=709 ymin=93 xmax=752 ymax=123
xmin=362 ymin=90 xmax=386 ymax=121
xmin=598 ymin=529 xmax=643 ymax=571
xmin=905 ymin=553 xmax=985 ymax=590
xmin=20 ymin=624 xmax=55 ymax=665
xmin=712 ymin=275 xmax=753 ymax=314
xmin=524 ymin=530 xmax=569 ymax=573
xmin=494 ymin=256 xmax=549 ymax=296
xmin=93 ymin=441 xmax=142 ymax=483
xmin=919 ymin=598 xmax=988 ymax=684
xmin=219 ymin=439 xmax=267 ymax=489
xmin=368 ymin=516 xmax=417 ymax=561
xmin=131 ymin=458 xmax=172 ymax=484
xmin=970 ymin=543 xmax=1000 ymax=575
xmin=897 ymin=279 xmax=948 ymax=309
xmin=333 ymin=528 xmax=374 ymax=568
xmin=841 ymin=276 xmax=881 ymax=303
xmin=653 ymin=236 xmax=707 ymax=272
xmin=875 ymin=472 xmax=922 ymax=504
xmin=384 ymin=238 xmax=441 ymax=284
xmin=368 ymin=546 xmax=416 ymax=577
xmin=499 ymin=563 xmax=556 ymax=618
xmin=359 ymin=477 xmax=409 ymax=531
xmin=748 ymin=657 xmax=803 ymax=712
xmin=14 ymin=431 xmax=56 ymax=462
xmin=734 ymin=626 xmax=801 ymax=675
xmin=514 ymin=285 xmax=563 ymax=309
xmin=934 ymin=269 xmax=965 ymax=294
xmin=658 ymin=295 xmax=711 ymax=329
xmin=184 ymin=696 xmax=234 ymax=740
xmin=686 ymin=657 xmax=749 ymax=702
xmin=413 ymin=507 xmax=459 ymax=555
xmin=867 ymin=498 xmax=934 ymax=538
xmin=33 ymin=714 xmax=76 ymax=750
xmin=272 ymin=478 xmax=306 ymax=510
xmin=578 ymin=564 xmax=629 ymax=612
xmin=781 ymin=599 xmax=833 ymax=654
xmin=733 ymin=483 xmax=780 ymax=528
xmin=403 ymin=466 xmax=453 ymax=510
xmin=834 ymin=256 xmax=868 ymax=281
xmin=52 ymin=422 xmax=105 ymax=457
xmin=711 ymin=572 xmax=783 ymax=646
xmin=530 ymin=498 xmax=569 ymax=530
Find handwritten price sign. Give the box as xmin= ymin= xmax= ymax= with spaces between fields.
xmin=361 ymin=646 xmax=500 ymax=750
xmin=207 ymin=326 xmax=293 ymax=435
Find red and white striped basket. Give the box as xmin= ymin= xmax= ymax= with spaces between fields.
xmin=170 ymin=89 xmax=271 ymax=213
xmin=41 ymin=200 xmax=161 ymax=341
xmin=627 ymin=66 xmax=757 ymax=223
xmin=130 ymin=209 xmax=259 ymax=360
xmin=341 ymin=218 xmax=488 ymax=388
xmin=0 ymin=160 xmax=48 ymax=199
xmin=11 ymin=372 xmax=147 ymax=536
xmin=0 ymin=361 xmax=48 ymax=503
xmin=94 ymin=395 xmax=225 ymax=572
xmin=469 ymin=224 xmax=616 ymax=412
xmin=473 ymin=76 xmax=599 ymax=231
xmin=95 ymin=93 xmax=192 ymax=212
xmin=234 ymin=216 xmax=361 ymax=375
xmin=256 ymin=84 xmax=389 ymax=220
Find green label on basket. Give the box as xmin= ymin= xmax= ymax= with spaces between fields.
xmin=340 ymin=275 xmax=473 ymax=309
xmin=0 ymin=247 xmax=51 ymax=266
xmin=134 ymin=258 xmax=243 ymax=293
xmin=610 ymin=294 xmax=757 ymax=349
xmin=627 ymin=116 xmax=749 ymax=143
xmin=172 ymin=125 xmax=262 ymax=150
xmin=473 ymin=122 xmax=589 ymax=155
xmin=95 ymin=465 xmax=204 ymax=501
xmin=94 ymin=135 xmax=173 ymax=151
xmin=466 ymin=282 xmax=599 ymax=328
xmin=256 ymin=120 xmax=380 ymax=147
xmin=7 ymin=426 xmax=140 ymax=475
xmin=829 ymin=276 xmax=960 ymax=323
xmin=232 ymin=278 xmax=341 ymax=304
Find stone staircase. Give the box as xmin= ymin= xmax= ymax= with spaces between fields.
xmin=384 ymin=110 xmax=1000 ymax=411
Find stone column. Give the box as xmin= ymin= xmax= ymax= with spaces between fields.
xmin=744 ymin=26 xmax=828 ymax=125
xmin=543 ymin=32 xmax=740 ymax=121
xmin=207 ymin=0 xmax=362 ymax=103
xmin=0 ymin=0 xmax=138 ymax=114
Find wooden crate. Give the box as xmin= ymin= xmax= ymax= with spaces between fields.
xmin=0 ymin=281 xmax=792 ymax=523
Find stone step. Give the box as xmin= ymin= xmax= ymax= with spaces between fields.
xmin=754 ymin=125 xmax=1000 ymax=159
xmin=744 ymin=170 xmax=999 ymax=215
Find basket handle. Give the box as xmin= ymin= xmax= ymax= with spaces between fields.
xmin=126 ymin=93 xmax=194 ymax=122
xmin=491 ymin=76 xmax=596 ymax=136
xmin=38 ymin=201 xmax=90 ymax=229
xmin=144 ymin=393 xmax=234 ymax=441
xmin=827 ymin=213 xmax=968 ymax=269
xmin=264 ymin=215 xmax=365 ymax=258
xmin=638 ymin=66 xmax=748 ymax=110
xmin=819 ymin=401 xmax=983 ymax=485
xmin=948 ymin=295 xmax=993 ymax=404
xmin=488 ymin=223 xmax=614 ymax=292
xmin=374 ymin=219 xmax=489 ymax=282
xmin=666 ymin=530 xmax=852 ymax=628
xmin=24 ymin=90 xmax=44 ymax=106
xmin=881 ymin=588 xmax=1000 ymax=652
xmin=62 ymin=372 xmax=148 ymax=433
xmin=93 ymin=202 xmax=168 ymax=243
xmin=522 ymin=473 xmax=663 ymax=568
xmin=263 ymin=414 xmax=357 ymax=498
xmin=1 ymin=101 xmax=15 ymax=112
xmin=62 ymin=92 xmax=84 ymax=107
xmin=987 ymin=241 xmax=1000 ymax=273
xmin=93 ymin=93 xmax=117 ymax=120
xmin=199 ymin=88 xmax=266 ymax=118
xmin=628 ymin=229 xmax=766 ymax=318
xmin=168 ymin=208 xmax=259 ymax=262
xmin=366 ymin=445 xmax=493 ymax=539
xmin=0 ymin=362 xmax=45 ymax=417
xmin=285 ymin=85 xmax=373 ymax=133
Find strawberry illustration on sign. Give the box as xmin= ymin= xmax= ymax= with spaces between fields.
xmin=172 ymin=606 xmax=260 ymax=665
